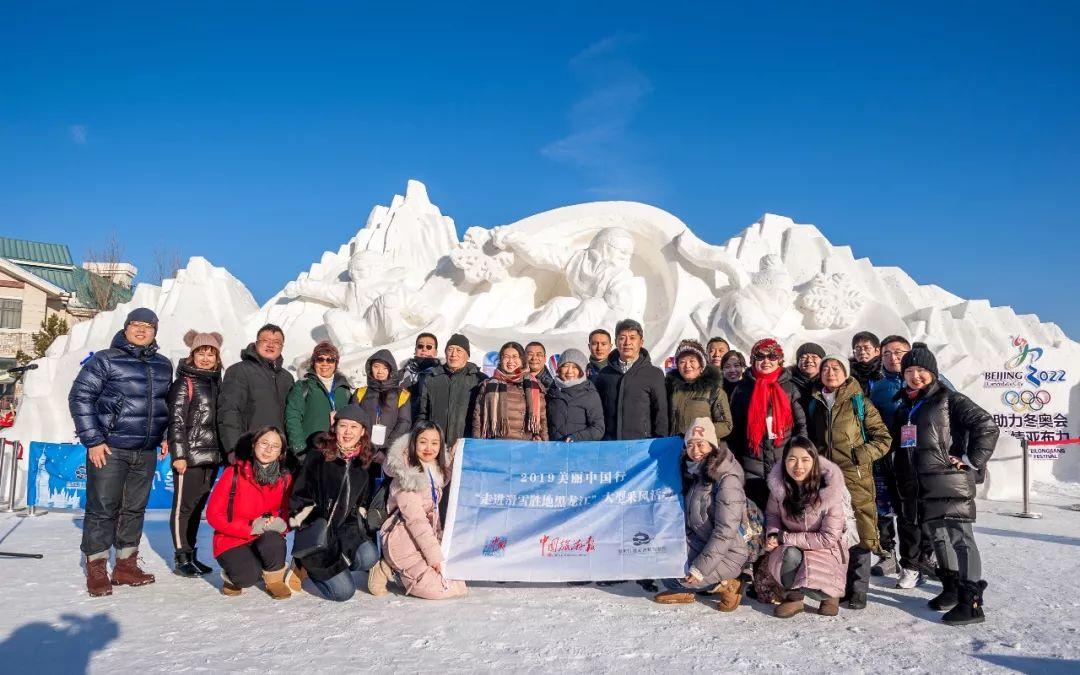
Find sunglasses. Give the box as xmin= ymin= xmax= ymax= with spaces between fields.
xmin=752 ymin=353 xmax=780 ymax=362
xmin=314 ymin=356 xmax=338 ymax=364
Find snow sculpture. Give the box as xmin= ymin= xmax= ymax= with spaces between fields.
xmin=449 ymin=226 xmax=516 ymax=284
xmin=797 ymin=271 xmax=866 ymax=329
xmin=692 ymin=254 xmax=803 ymax=350
xmin=490 ymin=225 xmax=644 ymax=332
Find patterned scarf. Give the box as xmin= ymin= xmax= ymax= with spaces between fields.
xmin=746 ymin=367 xmax=794 ymax=457
xmin=481 ymin=368 xmax=544 ymax=439
xmin=253 ymin=459 xmax=284 ymax=486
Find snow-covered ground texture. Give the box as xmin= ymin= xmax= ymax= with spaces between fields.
xmin=1 ymin=490 xmax=1077 ymax=673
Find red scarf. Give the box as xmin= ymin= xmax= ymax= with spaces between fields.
xmin=746 ymin=367 xmax=793 ymax=456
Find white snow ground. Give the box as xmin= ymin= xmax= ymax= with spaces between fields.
xmin=1 ymin=489 xmax=1078 ymax=674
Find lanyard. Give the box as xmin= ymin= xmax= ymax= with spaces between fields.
xmin=328 ymin=389 xmax=337 ymax=412
xmin=427 ymin=469 xmax=440 ymax=519
xmin=907 ymin=400 xmax=925 ymax=425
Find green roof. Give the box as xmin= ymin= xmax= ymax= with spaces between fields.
xmin=0 ymin=237 xmax=74 ymax=266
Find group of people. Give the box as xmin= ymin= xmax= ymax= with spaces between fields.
xmin=67 ymin=307 xmax=998 ymax=626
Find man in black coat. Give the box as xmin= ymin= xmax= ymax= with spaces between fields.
xmin=217 ymin=323 xmax=294 ymax=462
xmin=416 ymin=333 xmax=487 ymax=449
xmin=68 ymin=308 xmax=173 ymax=597
xmin=593 ymin=318 xmax=669 ymax=440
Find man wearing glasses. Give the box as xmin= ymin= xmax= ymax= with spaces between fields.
xmin=849 ymin=331 xmax=885 ymax=395
xmin=69 ymin=308 xmax=174 ymax=597
xmin=218 ymin=323 xmax=295 ymax=465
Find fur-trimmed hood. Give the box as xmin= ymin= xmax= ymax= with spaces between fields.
xmin=383 ymin=433 xmax=452 ymax=492
xmin=766 ymin=453 xmax=846 ymax=508
xmin=666 ymin=364 xmax=724 ymax=394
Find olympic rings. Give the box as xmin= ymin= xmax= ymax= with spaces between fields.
xmin=1002 ymin=389 xmax=1051 ymax=412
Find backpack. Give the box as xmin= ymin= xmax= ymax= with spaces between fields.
xmin=809 ymin=393 xmax=868 ymax=443
xmin=354 ymin=386 xmax=410 ymax=409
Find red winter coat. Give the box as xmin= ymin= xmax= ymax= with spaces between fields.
xmin=205 ymin=461 xmax=292 ymax=558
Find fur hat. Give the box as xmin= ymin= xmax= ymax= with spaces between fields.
xmin=683 ymin=417 xmax=719 ymax=449
xmin=820 ymin=354 xmax=850 ymax=378
xmin=674 ymin=339 xmax=708 ymax=369
xmin=183 ymin=330 xmax=223 ymax=353
xmin=901 ymin=342 xmax=938 ymax=379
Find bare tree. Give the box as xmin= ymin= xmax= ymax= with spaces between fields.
xmin=152 ymin=246 xmax=184 ymax=285
xmin=84 ymin=233 xmax=124 ymax=311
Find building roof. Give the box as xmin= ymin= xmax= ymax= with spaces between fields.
xmin=0 ymin=237 xmax=74 ymax=267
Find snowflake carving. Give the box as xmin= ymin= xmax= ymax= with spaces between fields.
xmin=449 ymin=227 xmax=516 ymax=284
xmin=796 ymin=272 xmax=866 ymax=329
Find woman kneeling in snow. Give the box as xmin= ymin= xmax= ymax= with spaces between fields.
xmin=654 ymin=417 xmax=755 ymax=612
xmin=205 ymin=426 xmax=293 ymax=599
xmin=367 ymin=421 xmax=467 ymax=599
xmin=765 ymin=437 xmax=854 ymax=618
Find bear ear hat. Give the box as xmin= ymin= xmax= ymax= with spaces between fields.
xmin=183 ymin=329 xmax=198 ymax=348
xmin=210 ymin=332 xmax=223 ymax=345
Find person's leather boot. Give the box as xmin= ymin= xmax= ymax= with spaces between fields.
xmin=774 ymin=591 xmax=806 ymax=618
xmin=111 ymin=550 xmax=156 ymax=586
xmin=86 ymin=556 xmax=113 ymax=597
xmin=262 ymin=567 xmax=292 ymax=600
xmin=715 ymin=578 xmax=743 ymax=612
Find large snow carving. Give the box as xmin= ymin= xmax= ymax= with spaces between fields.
xmin=797 ymin=271 xmax=866 ymax=329
xmin=4 ymin=181 xmax=1080 ymax=505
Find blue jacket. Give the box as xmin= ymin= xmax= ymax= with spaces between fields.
xmin=68 ymin=331 xmax=173 ymax=450
xmin=868 ymin=369 xmax=904 ymax=423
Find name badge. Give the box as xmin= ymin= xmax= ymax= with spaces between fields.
xmin=900 ymin=423 xmax=917 ymax=448
xmin=370 ymin=423 xmax=388 ymax=446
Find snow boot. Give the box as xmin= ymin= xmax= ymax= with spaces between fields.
xmin=942 ymin=580 xmax=987 ymax=626
xmin=846 ymin=591 xmax=867 ymax=610
xmin=173 ymin=551 xmax=203 ymax=578
xmin=111 ymin=550 xmax=155 ymax=586
xmin=774 ymin=591 xmax=806 ymax=619
xmin=895 ymin=567 xmax=924 ymax=589
xmin=714 ymin=578 xmax=743 ymax=613
xmin=262 ymin=567 xmax=292 ymax=600
xmin=85 ymin=556 xmax=113 ymax=597
xmin=928 ymin=568 xmax=960 ymax=611
xmin=367 ymin=559 xmax=392 ymax=597
xmin=287 ymin=561 xmax=307 ymax=594
xmin=191 ymin=548 xmax=213 ymax=575
xmin=871 ymin=550 xmax=898 ymax=576
xmin=818 ymin=596 xmax=840 ymax=616
xmin=653 ymin=589 xmax=695 ymax=604
xmin=221 ymin=571 xmax=242 ymax=596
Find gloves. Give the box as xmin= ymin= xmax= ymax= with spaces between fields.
xmin=250 ymin=518 xmax=267 ymax=536
xmin=289 ymin=504 xmax=314 ymax=529
xmin=264 ymin=516 xmax=287 ymax=534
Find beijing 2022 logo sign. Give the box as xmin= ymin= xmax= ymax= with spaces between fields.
xmin=984 ymin=336 xmax=1067 ymax=412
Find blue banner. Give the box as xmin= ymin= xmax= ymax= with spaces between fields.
xmin=441 ymin=437 xmax=688 ymax=582
xmin=27 ymin=442 xmax=176 ymax=510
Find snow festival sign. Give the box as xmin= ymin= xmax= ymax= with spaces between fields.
xmin=25 ymin=442 xmax=175 ymax=510
xmin=441 ymin=437 xmax=687 ymax=582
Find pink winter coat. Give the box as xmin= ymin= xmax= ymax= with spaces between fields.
xmin=380 ymin=435 xmax=466 ymax=599
xmin=765 ymin=457 xmax=851 ymax=599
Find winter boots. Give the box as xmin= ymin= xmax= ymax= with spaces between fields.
xmin=928 ymin=568 xmax=960 ymax=611
xmin=774 ymin=591 xmax=806 ymax=619
xmin=367 ymin=559 xmax=393 ymax=596
xmin=173 ymin=551 xmax=203 ymax=578
xmin=262 ymin=567 xmax=292 ymax=600
xmin=714 ymin=578 xmax=743 ymax=613
xmin=653 ymin=590 xmax=696 ymax=604
xmin=111 ymin=550 xmax=156 ymax=587
xmin=190 ymin=548 xmax=213 ymax=575
xmin=942 ymin=580 xmax=987 ymax=626
xmin=287 ymin=562 xmax=307 ymax=594
xmin=221 ymin=572 xmax=242 ymax=596
xmin=818 ymin=597 xmax=840 ymax=616
xmin=85 ymin=556 xmax=113 ymax=597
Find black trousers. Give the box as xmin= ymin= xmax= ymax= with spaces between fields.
xmin=170 ymin=465 xmax=218 ymax=552
xmin=217 ymin=532 xmax=287 ymax=588
xmin=81 ymin=447 xmax=157 ymax=556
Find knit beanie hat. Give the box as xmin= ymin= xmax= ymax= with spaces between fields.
xmin=447 ymin=333 xmax=471 ymax=356
xmin=183 ymin=330 xmax=223 ymax=353
xmin=335 ymin=403 xmax=373 ymax=429
xmin=684 ymin=417 xmax=719 ymax=450
xmin=820 ymin=354 xmax=850 ymax=378
xmin=796 ymin=342 xmax=826 ymax=360
xmin=674 ymin=339 xmax=708 ymax=369
xmin=125 ymin=307 xmax=159 ymax=329
xmin=900 ymin=342 xmax=939 ymax=379
xmin=558 ymin=348 xmax=589 ymax=376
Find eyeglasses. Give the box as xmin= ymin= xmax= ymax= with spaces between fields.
xmin=853 ymin=345 xmax=878 ymax=354
xmin=882 ymin=349 xmax=909 ymax=358
xmin=128 ymin=321 xmax=155 ymax=330
xmin=314 ymin=356 xmax=338 ymax=364
xmin=752 ymin=353 xmax=780 ymax=362
xmin=255 ymin=440 xmax=282 ymax=450
xmin=258 ymin=338 xmax=284 ymax=347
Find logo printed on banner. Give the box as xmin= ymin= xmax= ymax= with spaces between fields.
xmin=482 ymin=536 xmax=508 ymax=557
xmin=632 ymin=532 xmax=651 ymax=546
xmin=538 ymin=534 xmax=596 ymax=557
xmin=619 ymin=531 xmax=668 ymax=555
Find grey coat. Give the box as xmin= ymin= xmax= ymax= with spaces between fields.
xmin=683 ymin=447 xmax=751 ymax=585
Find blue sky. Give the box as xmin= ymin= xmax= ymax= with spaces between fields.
xmin=2 ymin=2 xmax=1077 ymax=338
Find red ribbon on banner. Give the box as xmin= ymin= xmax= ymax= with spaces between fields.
xmin=1025 ymin=438 xmax=1080 ymax=447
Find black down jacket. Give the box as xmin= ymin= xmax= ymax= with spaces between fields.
xmin=290 ymin=450 xmax=371 ymax=582
xmin=416 ymin=362 xmax=487 ymax=447
xmin=68 ymin=331 xmax=173 ymax=451
xmin=546 ymin=378 xmax=605 ymax=442
xmin=593 ymin=349 xmax=669 ymax=440
xmin=890 ymin=381 xmax=998 ymax=524
xmin=217 ymin=344 xmax=294 ymax=457
xmin=167 ymin=360 xmax=224 ymax=467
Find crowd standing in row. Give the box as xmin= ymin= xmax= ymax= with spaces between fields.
xmin=67 ymin=308 xmax=998 ymax=625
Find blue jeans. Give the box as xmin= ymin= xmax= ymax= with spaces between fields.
xmin=312 ymin=541 xmax=380 ymax=602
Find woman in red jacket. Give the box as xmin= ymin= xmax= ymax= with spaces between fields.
xmin=206 ymin=426 xmax=293 ymax=598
